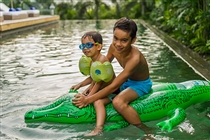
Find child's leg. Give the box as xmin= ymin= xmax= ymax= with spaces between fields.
xmin=112 ymin=88 xmax=152 ymax=133
xmin=85 ymin=97 xmax=111 ymax=136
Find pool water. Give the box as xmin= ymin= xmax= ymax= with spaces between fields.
xmin=1 ymin=20 xmax=209 ymax=140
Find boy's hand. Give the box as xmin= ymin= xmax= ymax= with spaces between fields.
xmin=72 ymin=93 xmax=89 ymax=108
xmin=70 ymin=84 xmax=80 ymax=90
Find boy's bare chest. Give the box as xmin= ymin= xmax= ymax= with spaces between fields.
xmin=115 ymin=56 xmax=128 ymax=68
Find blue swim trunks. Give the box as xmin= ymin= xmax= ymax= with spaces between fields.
xmin=120 ymin=78 xmax=152 ymax=97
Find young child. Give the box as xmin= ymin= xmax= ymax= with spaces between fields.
xmin=71 ymin=31 xmax=118 ymax=136
xmin=73 ymin=17 xmax=153 ymax=135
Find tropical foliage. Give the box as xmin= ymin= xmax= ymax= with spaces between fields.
xmin=1 ymin=0 xmax=209 ymax=59
xmin=50 ymin=0 xmax=210 ymax=59
xmin=149 ymin=0 xmax=210 ymax=60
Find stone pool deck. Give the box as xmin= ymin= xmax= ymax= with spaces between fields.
xmin=0 ymin=15 xmax=60 ymax=38
xmin=139 ymin=20 xmax=210 ymax=81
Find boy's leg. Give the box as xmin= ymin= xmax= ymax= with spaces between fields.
xmin=85 ymin=97 xmax=111 ymax=136
xmin=112 ymin=88 xmax=152 ymax=133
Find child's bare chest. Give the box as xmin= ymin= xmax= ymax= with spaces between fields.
xmin=115 ymin=56 xmax=128 ymax=68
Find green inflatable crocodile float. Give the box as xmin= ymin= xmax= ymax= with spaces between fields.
xmin=24 ymin=80 xmax=210 ymax=132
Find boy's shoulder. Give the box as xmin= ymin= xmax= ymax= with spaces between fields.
xmin=98 ymin=54 xmax=109 ymax=63
xmin=131 ymin=46 xmax=142 ymax=55
xmin=129 ymin=46 xmax=144 ymax=61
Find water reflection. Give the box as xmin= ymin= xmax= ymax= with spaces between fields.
xmin=0 ymin=20 xmax=208 ymax=140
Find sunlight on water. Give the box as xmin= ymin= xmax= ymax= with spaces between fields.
xmin=0 ymin=20 xmax=209 ymax=140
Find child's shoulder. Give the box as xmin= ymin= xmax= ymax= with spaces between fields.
xmin=130 ymin=46 xmax=143 ymax=60
xmin=131 ymin=46 xmax=142 ymax=55
xmin=98 ymin=54 xmax=110 ymax=63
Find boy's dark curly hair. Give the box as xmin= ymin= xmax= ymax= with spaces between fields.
xmin=113 ymin=17 xmax=137 ymax=40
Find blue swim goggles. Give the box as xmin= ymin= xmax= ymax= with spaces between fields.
xmin=79 ymin=42 xmax=99 ymax=50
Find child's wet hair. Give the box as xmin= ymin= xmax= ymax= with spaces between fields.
xmin=113 ymin=17 xmax=137 ymax=40
xmin=81 ymin=31 xmax=103 ymax=44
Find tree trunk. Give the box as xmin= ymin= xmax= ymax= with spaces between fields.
xmin=95 ymin=0 xmax=99 ymax=21
xmin=203 ymin=0 xmax=209 ymax=41
xmin=141 ymin=0 xmax=146 ymax=16
xmin=10 ymin=0 xmax=13 ymax=8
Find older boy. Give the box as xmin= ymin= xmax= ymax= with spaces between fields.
xmin=73 ymin=17 xmax=152 ymax=134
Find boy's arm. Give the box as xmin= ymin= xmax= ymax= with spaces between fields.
xmin=73 ymin=58 xmax=139 ymax=108
xmin=71 ymin=76 xmax=92 ymax=90
xmin=87 ymin=81 xmax=103 ymax=96
xmin=80 ymin=76 xmax=92 ymax=86
xmin=106 ymin=44 xmax=114 ymax=62
xmin=82 ymin=81 xmax=95 ymax=95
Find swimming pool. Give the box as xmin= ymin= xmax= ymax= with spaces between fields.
xmin=1 ymin=20 xmax=209 ymax=140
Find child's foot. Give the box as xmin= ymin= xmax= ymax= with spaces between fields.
xmin=84 ymin=126 xmax=103 ymax=136
xmin=134 ymin=123 xmax=153 ymax=134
